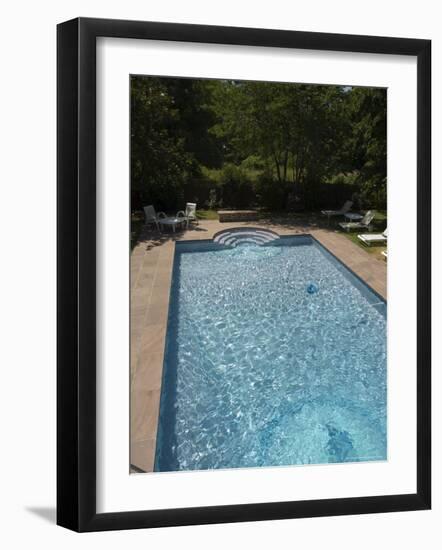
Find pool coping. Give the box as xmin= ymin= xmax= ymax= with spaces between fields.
xmin=309 ymin=234 xmax=386 ymax=305
xmin=130 ymin=225 xmax=387 ymax=473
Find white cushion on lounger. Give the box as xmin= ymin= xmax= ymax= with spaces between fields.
xmin=357 ymin=229 xmax=387 ymax=245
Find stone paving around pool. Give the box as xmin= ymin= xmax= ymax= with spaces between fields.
xmin=130 ymin=219 xmax=387 ymax=473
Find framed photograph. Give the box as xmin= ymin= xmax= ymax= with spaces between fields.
xmin=57 ymin=17 xmax=431 ymax=531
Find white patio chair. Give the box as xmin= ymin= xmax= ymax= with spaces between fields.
xmin=357 ymin=228 xmax=387 ymax=246
xmin=143 ymin=205 xmax=166 ymax=231
xmin=185 ymin=202 xmax=198 ymax=226
xmin=321 ymin=200 xmax=353 ymax=225
xmin=339 ymin=210 xmax=375 ymax=232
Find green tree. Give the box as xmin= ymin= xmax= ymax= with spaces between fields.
xmin=347 ymin=88 xmax=387 ymax=207
xmin=211 ymin=81 xmax=349 ymax=207
xmin=131 ymin=76 xmax=386 ymax=214
xmin=131 ymin=76 xmax=193 ymax=211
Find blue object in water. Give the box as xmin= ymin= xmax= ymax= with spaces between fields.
xmin=307 ymin=283 xmax=319 ymax=294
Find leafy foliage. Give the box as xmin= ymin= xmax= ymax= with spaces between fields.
xmin=131 ymin=77 xmax=387 ymax=212
xmin=346 ymin=88 xmax=387 ymax=208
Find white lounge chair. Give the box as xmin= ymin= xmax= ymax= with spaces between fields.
xmin=339 ymin=210 xmax=375 ymax=232
xmin=358 ymin=228 xmax=387 ymax=246
xmin=321 ymin=200 xmax=353 ymax=224
xmin=185 ymin=202 xmax=198 ymax=226
xmin=143 ymin=205 xmax=166 ymax=231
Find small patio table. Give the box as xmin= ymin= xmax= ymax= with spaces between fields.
xmin=344 ymin=212 xmax=363 ymax=222
xmin=158 ymin=216 xmax=186 ymax=233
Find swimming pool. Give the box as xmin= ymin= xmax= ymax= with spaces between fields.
xmin=154 ymin=233 xmax=387 ymax=472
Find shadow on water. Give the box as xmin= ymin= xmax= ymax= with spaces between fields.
xmin=325 ymin=424 xmax=355 ymax=463
xmin=153 ymin=249 xmax=182 ymax=472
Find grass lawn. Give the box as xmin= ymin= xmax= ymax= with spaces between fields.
xmin=340 ymin=211 xmax=387 ymax=261
xmin=196 ymin=209 xmax=219 ymax=220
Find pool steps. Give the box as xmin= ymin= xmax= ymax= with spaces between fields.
xmin=213 ymin=228 xmax=280 ymax=247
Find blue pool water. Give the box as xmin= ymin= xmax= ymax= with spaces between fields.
xmin=154 ymin=235 xmax=387 ymax=472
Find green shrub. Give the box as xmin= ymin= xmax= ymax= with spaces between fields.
xmin=254 ymin=172 xmax=287 ymax=210
xmin=240 ymin=155 xmax=265 ymax=172
xmin=329 ymin=171 xmax=360 ymax=186
xmin=352 ymin=180 xmax=386 ymax=211
xmin=217 ymin=164 xmax=255 ymax=208
xmin=206 ymin=188 xmax=219 ymax=210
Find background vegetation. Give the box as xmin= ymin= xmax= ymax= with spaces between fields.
xmin=131 ymin=76 xmax=386 ymax=213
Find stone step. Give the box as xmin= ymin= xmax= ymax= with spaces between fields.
xmin=217 ymin=210 xmax=259 ymax=222
xmin=213 ymin=228 xmax=280 ymax=247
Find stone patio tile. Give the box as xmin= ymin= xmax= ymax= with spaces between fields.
xmin=142 ymin=251 xmax=161 ymax=264
xmin=135 ymin=269 xmax=156 ymax=288
xmin=138 ymin=324 xmax=167 ymax=357
xmin=131 ymin=285 xmax=152 ymax=303
xmin=131 ymin=439 xmax=156 ymax=473
xmin=156 ymin=259 xmax=174 ymax=272
xmin=150 ymin=281 xmax=172 ymax=302
xmin=130 ymin=326 xmax=166 ymax=382
xmin=132 ymin=350 xmax=164 ymax=392
xmin=145 ymin=303 xmax=169 ymax=327
xmin=131 ymin=302 xmax=149 ymax=319
xmin=131 ymin=388 xmax=161 ymax=442
xmin=131 ymin=261 xmax=144 ymax=276
xmin=131 ymin=306 xmax=148 ymax=324
xmin=131 ymin=247 xmax=146 ymax=259
xmin=131 ymin=306 xmax=147 ymax=326
xmin=153 ymin=273 xmax=173 ymax=291
xmin=156 ymin=267 xmax=173 ymax=279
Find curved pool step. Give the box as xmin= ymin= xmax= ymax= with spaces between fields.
xmin=213 ymin=228 xmax=280 ymax=247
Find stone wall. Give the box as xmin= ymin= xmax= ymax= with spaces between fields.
xmin=217 ymin=210 xmax=259 ymax=222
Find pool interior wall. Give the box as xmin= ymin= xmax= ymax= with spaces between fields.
xmin=154 ymin=235 xmax=387 ymax=472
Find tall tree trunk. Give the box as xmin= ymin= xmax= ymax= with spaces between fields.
xmin=272 ymin=152 xmax=282 ymax=183
xmin=282 ymin=150 xmax=289 ymax=183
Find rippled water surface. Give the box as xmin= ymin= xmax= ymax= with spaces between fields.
xmin=155 ymin=236 xmax=387 ymax=471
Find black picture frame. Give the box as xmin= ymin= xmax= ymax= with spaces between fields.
xmin=57 ymin=17 xmax=431 ymax=532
